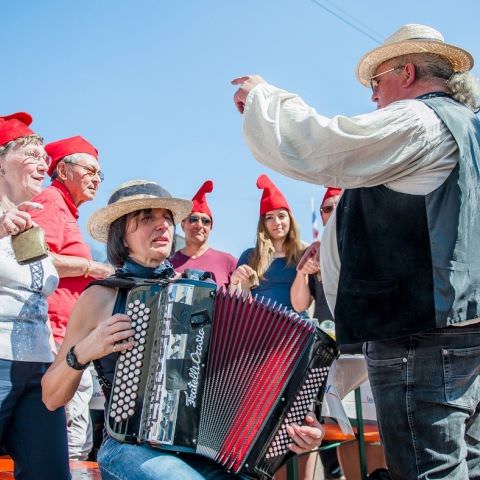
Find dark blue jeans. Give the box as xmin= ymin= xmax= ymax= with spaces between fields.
xmin=0 ymin=359 xmax=70 ymax=480
xmin=365 ymin=324 xmax=480 ymax=480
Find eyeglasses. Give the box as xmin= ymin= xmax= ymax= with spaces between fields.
xmin=62 ymin=159 xmax=104 ymax=182
xmin=23 ymin=150 xmax=51 ymax=167
xmin=369 ymin=65 xmax=404 ymax=92
xmin=187 ymin=215 xmax=212 ymax=226
xmin=320 ymin=205 xmax=335 ymax=215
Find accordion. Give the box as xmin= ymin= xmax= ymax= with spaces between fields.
xmin=106 ymin=276 xmax=337 ymax=479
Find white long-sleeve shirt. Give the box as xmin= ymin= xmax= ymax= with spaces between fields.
xmin=242 ymin=83 xmax=458 ymax=314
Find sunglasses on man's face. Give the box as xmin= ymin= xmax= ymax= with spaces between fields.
xmin=320 ymin=205 xmax=335 ymax=215
xmin=187 ymin=215 xmax=212 ymax=226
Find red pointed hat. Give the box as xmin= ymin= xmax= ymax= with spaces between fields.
xmin=256 ymin=174 xmax=290 ymax=215
xmin=45 ymin=135 xmax=99 ymax=177
xmin=321 ymin=187 xmax=342 ymax=206
xmin=191 ymin=180 xmax=213 ymax=220
xmin=0 ymin=112 xmax=36 ymax=147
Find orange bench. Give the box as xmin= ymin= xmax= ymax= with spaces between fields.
xmin=322 ymin=422 xmax=381 ymax=443
xmin=0 ymin=457 xmax=101 ymax=480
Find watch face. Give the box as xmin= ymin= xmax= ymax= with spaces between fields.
xmin=66 ymin=346 xmax=87 ymax=370
xmin=66 ymin=349 xmax=76 ymax=368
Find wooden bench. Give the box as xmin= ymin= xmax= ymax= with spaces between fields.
xmin=0 ymin=457 xmax=101 ymax=480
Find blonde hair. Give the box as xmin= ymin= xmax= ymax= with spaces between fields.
xmin=247 ymin=211 xmax=304 ymax=280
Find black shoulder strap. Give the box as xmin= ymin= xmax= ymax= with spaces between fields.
xmin=88 ymin=274 xmax=139 ymax=290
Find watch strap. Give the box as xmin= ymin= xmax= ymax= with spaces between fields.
xmin=66 ymin=345 xmax=89 ymax=371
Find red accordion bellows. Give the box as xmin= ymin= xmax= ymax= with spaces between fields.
xmin=198 ymin=290 xmax=315 ymax=472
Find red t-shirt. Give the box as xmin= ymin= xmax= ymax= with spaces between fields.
xmin=171 ymin=248 xmax=237 ymax=287
xmin=31 ymin=181 xmax=93 ymax=343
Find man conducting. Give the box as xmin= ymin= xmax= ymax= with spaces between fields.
xmin=232 ymin=24 xmax=480 ymax=480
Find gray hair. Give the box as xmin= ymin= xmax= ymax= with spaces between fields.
xmin=0 ymin=135 xmax=43 ymax=158
xmin=393 ymin=53 xmax=480 ymax=111
xmin=50 ymin=152 xmax=96 ymax=181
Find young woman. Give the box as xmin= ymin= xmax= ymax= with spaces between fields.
xmin=229 ymin=174 xmax=306 ymax=315
xmin=42 ymin=179 xmax=323 ymax=480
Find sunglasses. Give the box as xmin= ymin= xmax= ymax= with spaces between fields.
xmin=187 ymin=215 xmax=212 ymax=226
xmin=320 ymin=205 xmax=335 ymax=215
xmin=369 ymin=65 xmax=404 ymax=92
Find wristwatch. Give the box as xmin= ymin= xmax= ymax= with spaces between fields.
xmin=66 ymin=345 xmax=90 ymax=371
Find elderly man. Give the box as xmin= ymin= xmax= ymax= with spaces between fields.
xmin=31 ymin=135 xmax=113 ymax=460
xmin=171 ymin=180 xmax=237 ymax=287
xmin=232 ymin=24 xmax=480 ymax=480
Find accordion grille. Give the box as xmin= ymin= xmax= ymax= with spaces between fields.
xmin=197 ymin=290 xmax=315 ymax=473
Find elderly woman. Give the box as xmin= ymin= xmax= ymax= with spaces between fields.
xmin=0 ymin=113 xmax=69 ymax=479
xmin=42 ymin=179 xmax=323 ymax=480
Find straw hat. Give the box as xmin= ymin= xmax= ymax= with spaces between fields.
xmin=356 ymin=24 xmax=474 ymax=87
xmin=88 ymin=179 xmax=192 ymax=243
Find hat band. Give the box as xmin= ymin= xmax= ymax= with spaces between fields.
xmin=109 ymin=183 xmax=172 ymax=205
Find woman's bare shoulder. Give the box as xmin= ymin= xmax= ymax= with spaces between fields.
xmin=70 ymin=285 xmax=118 ymax=330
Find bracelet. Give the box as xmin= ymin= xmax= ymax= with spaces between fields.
xmin=83 ymin=259 xmax=93 ymax=277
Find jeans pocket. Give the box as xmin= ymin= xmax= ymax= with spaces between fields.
xmin=442 ymin=344 xmax=480 ymax=411
xmin=364 ymin=342 xmax=406 ymax=370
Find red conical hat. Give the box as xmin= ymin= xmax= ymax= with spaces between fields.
xmin=256 ymin=174 xmax=290 ymax=215
xmin=191 ymin=180 xmax=213 ymax=221
xmin=321 ymin=187 xmax=342 ymax=206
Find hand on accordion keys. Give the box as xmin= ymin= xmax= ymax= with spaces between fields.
xmin=286 ymin=412 xmax=324 ymax=454
xmin=74 ymin=313 xmax=136 ymax=363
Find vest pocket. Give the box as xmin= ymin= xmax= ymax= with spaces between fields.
xmin=342 ymin=278 xmax=399 ymax=298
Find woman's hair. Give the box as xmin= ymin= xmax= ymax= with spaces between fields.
xmin=394 ymin=53 xmax=480 ymax=111
xmin=0 ymin=135 xmax=43 ymax=158
xmin=247 ymin=210 xmax=304 ymax=280
xmin=106 ymin=208 xmax=176 ymax=267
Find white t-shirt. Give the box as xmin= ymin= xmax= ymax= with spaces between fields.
xmin=0 ymin=234 xmax=58 ymax=361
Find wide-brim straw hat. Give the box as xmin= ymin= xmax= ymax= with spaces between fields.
xmin=356 ymin=24 xmax=474 ymax=87
xmin=88 ymin=179 xmax=192 ymax=243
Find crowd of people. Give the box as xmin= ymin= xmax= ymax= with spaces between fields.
xmin=0 ymin=21 xmax=479 ymax=480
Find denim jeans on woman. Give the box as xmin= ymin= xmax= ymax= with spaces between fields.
xmin=365 ymin=324 xmax=480 ymax=480
xmin=98 ymin=435 xmax=243 ymax=480
xmin=0 ymin=359 xmax=70 ymax=480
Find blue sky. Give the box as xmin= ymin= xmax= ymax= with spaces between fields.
xmin=2 ymin=1 xmax=479 ymax=258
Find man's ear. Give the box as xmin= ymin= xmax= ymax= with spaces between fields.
xmin=180 ymin=218 xmax=187 ymax=232
xmin=404 ymin=63 xmax=416 ymax=87
xmin=55 ymin=162 xmax=68 ymax=181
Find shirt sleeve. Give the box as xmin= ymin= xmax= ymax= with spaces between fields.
xmin=30 ymin=190 xmax=66 ymax=253
xmin=242 ymin=83 xmax=439 ymax=189
xmin=237 ymin=249 xmax=252 ymax=268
